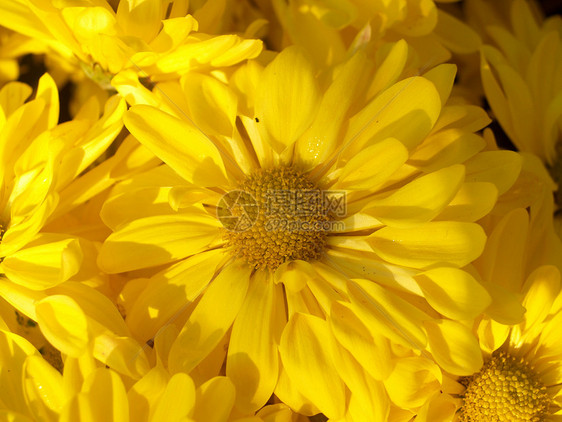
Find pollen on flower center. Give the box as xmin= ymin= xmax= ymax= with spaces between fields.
xmin=459 ymin=351 xmax=551 ymax=422
xmin=223 ymin=167 xmax=330 ymax=271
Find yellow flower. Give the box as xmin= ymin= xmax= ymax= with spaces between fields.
xmin=0 ymin=321 xmax=308 ymax=422
xmin=0 ymin=0 xmax=263 ymax=78
xmin=446 ymin=264 xmax=562 ymax=421
xmin=98 ymin=45 xmax=520 ymax=416
xmin=465 ymin=0 xmax=562 ymax=214
xmin=0 ymin=0 xmax=263 ymax=114
xmin=404 ymin=203 xmax=562 ymax=421
xmin=265 ymin=0 xmax=481 ymax=67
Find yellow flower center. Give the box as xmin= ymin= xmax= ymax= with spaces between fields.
xmin=459 ymin=351 xmax=551 ymax=422
xmin=223 ymin=167 xmax=330 ymax=271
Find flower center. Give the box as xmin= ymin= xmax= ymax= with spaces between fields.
xmin=222 ymin=167 xmax=330 ymax=271
xmin=459 ymin=351 xmax=551 ymax=422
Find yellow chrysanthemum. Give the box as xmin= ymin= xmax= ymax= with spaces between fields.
xmin=0 ymin=320 xmax=307 ymax=422
xmin=263 ymin=0 xmax=482 ymax=69
xmin=97 ymin=44 xmax=523 ymax=417
xmin=406 ymin=203 xmax=562 ymax=422
xmin=0 ymin=73 xmax=166 ymax=386
xmin=464 ymin=0 xmax=562 ymax=215
xmin=0 ymin=0 xmax=263 ymax=114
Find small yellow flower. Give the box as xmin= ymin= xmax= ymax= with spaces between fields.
xmin=466 ymin=0 xmax=562 ymax=217
xmin=97 ymin=44 xmax=522 ymax=416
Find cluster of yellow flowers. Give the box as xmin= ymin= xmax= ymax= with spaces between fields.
xmin=0 ymin=0 xmax=561 ymax=421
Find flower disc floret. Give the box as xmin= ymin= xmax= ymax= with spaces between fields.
xmin=460 ymin=351 xmax=551 ymax=422
xmin=224 ymin=167 xmax=330 ymax=271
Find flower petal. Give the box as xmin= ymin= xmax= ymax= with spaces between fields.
xmin=414 ymin=267 xmax=492 ymax=320
xmin=60 ymin=368 xmax=129 ymax=422
xmin=168 ymin=260 xmax=251 ymax=374
xmin=384 ymin=357 xmax=442 ymax=409
xmin=255 ymin=47 xmax=320 ymax=153
xmin=343 ymin=76 xmax=441 ymax=154
xmin=227 ymin=272 xmax=281 ymax=413
xmin=364 ymin=165 xmax=465 ymax=227
xmin=330 ymin=301 xmax=391 ymax=381
xmin=150 ymin=373 xmax=195 ymax=422
xmin=436 ymin=182 xmax=498 ymax=222
xmin=124 ymin=105 xmax=228 ymax=186
xmin=192 ymin=377 xmax=235 ymax=422
xmin=1 ymin=234 xmax=83 ymax=290
xmin=368 ymin=222 xmax=487 ymax=269
xmin=279 ymin=313 xmax=346 ymax=420
xmin=35 ymin=295 xmax=89 ymax=358
xmin=98 ymin=212 xmax=221 ymax=273
xmin=347 ymin=279 xmax=428 ymax=349
xmin=334 ymin=137 xmax=408 ymax=191
xmin=23 ymin=355 xmax=66 ymax=420
xmin=465 ymin=150 xmax=522 ymax=196
xmin=521 ymin=265 xmax=561 ymax=330
xmin=126 ymin=250 xmax=225 ymax=342
xmin=424 ymin=319 xmax=483 ymax=376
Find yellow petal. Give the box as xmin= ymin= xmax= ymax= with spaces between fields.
xmin=414 ymin=267 xmax=492 ymax=320
xmin=168 ymin=260 xmax=251 ymax=374
xmin=0 ymin=81 xmax=32 ymax=118
xmin=423 ymin=63 xmax=457 ymax=106
xmin=182 ymin=73 xmax=237 ymax=137
xmin=227 ymin=272 xmax=280 ymax=413
xmin=35 ymin=295 xmax=89 ymax=358
xmin=279 ymin=313 xmax=346 ymax=420
xmin=434 ymin=9 xmax=482 ymax=54
xmin=0 ymin=280 xmax=45 ymax=320
xmin=335 ymin=137 xmax=408 ymax=191
xmin=521 ymin=265 xmax=561 ymax=329
xmin=424 ymin=319 xmax=483 ymax=376
xmin=23 ymin=355 xmax=67 ymax=420
xmin=255 ymin=47 xmax=320 ymax=153
xmin=255 ymin=403 xmax=294 ymax=422
xmin=465 ymin=147 xmax=522 ymax=196
xmin=126 ymin=250 xmax=224 ymax=342
xmin=436 ymin=182 xmax=498 ymax=222
xmin=476 ymin=208 xmax=528 ymax=291
xmin=330 ymin=301 xmax=391 ymax=380
xmin=367 ymin=39 xmax=408 ymax=98
xmin=364 ymin=165 xmax=465 ymax=227
xmin=274 ymin=362 xmax=320 ymax=416
xmin=98 ymin=212 xmax=221 ymax=273
xmin=368 ymin=222 xmax=487 ymax=269
xmin=0 ymin=329 xmax=40 ymax=417
xmin=35 ymin=73 xmax=59 ymax=130
xmin=477 ymin=318 xmax=510 ymax=355
xmin=347 ymin=279 xmax=428 ymax=349
xmin=128 ymin=366 xmax=169 ymax=422
xmin=344 ymin=76 xmax=441 ymax=154
xmin=384 ymin=357 xmax=442 ymax=409
xmin=332 ymin=343 xmax=389 ymax=421
xmin=192 ymin=377 xmax=235 ymax=422
xmin=150 ymin=373 xmax=195 ymax=422
xmin=1 ymin=234 xmax=83 ymax=290
xmin=124 ymin=105 xmax=228 ymax=186
xmin=62 ymin=368 xmax=129 ymax=422
xmin=296 ymin=51 xmax=371 ymax=168
xmin=274 ymin=260 xmax=316 ymax=293
xmin=483 ymin=281 xmax=525 ymax=325
xmin=116 ymin=0 xmax=164 ymax=43
xmin=409 ymin=130 xmax=486 ymax=173
xmin=414 ymin=393 xmax=458 ymax=422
